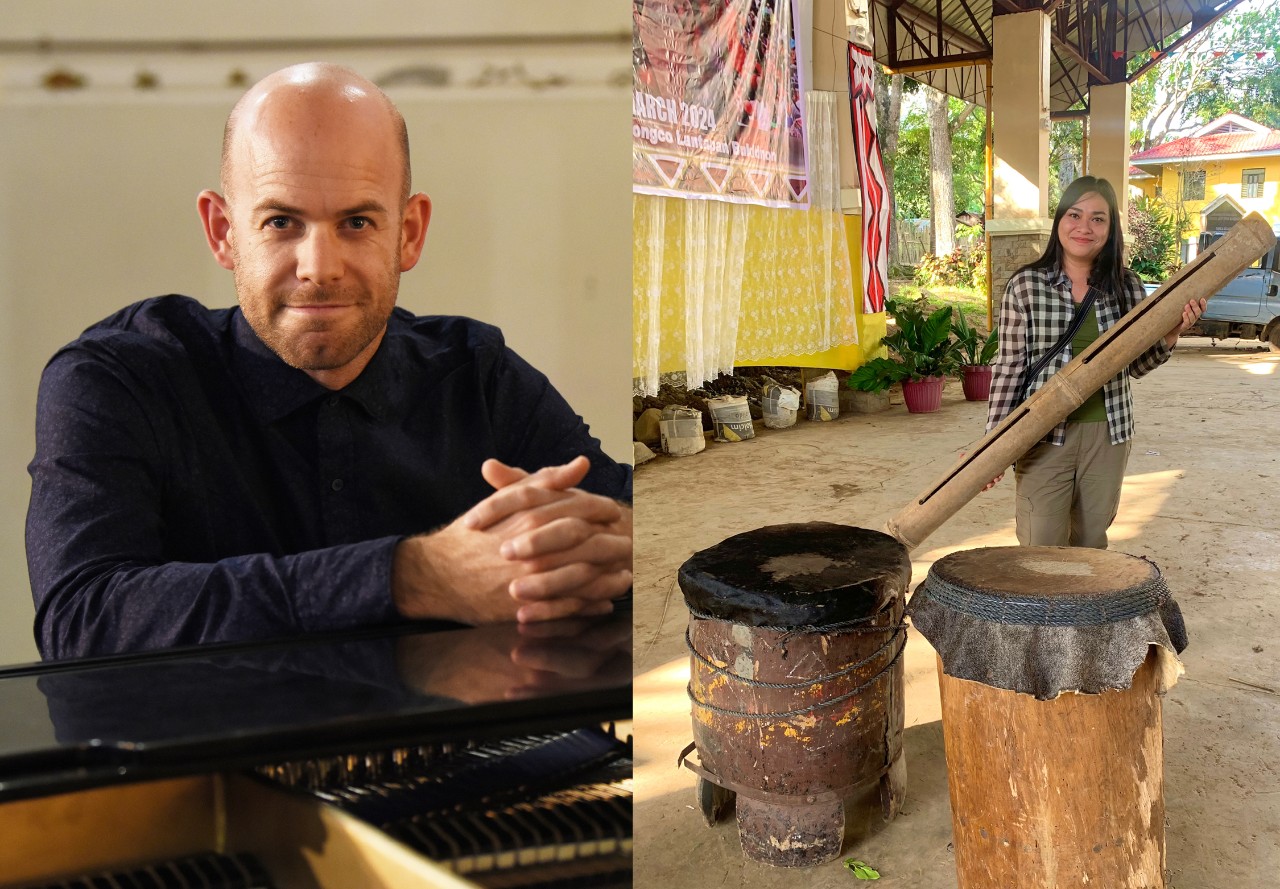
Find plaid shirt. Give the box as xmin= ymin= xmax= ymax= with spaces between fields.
xmin=986 ymin=264 xmax=1171 ymax=446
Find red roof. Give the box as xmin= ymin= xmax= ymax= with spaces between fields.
xmin=1131 ymin=129 xmax=1280 ymax=162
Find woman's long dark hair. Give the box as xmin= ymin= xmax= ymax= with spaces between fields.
xmin=1024 ymin=175 xmax=1128 ymax=297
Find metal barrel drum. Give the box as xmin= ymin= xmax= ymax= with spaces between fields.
xmin=678 ymin=522 xmax=911 ymax=867
xmin=909 ymin=546 xmax=1188 ymax=889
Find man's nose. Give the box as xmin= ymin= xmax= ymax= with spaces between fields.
xmin=295 ymin=227 xmax=344 ymax=284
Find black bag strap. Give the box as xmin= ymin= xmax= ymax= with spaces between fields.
xmin=1018 ymin=288 xmax=1099 ymax=404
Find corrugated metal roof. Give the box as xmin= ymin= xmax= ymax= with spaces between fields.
xmin=1131 ymin=129 xmax=1280 ymax=161
xmin=867 ymin=0 xmax=1248 ymax=115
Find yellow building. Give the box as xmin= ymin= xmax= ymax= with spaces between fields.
xmin=1130 ymin=113 xmax=1280 ymax=255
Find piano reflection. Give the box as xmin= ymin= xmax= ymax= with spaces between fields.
xmin=0 ymin=611 xmax=631 ymax=888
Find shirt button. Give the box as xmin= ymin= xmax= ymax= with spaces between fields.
xmin=330 ymin=478 xmax=344 ymax=492
xmin=326 ymin=396 xmax=339 ymax=407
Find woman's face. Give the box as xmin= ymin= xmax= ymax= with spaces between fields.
xmin=1057 ymin=191 xmax=1111 ymax=267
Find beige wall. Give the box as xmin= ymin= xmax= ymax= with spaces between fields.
xmin=991 ymin=11 xmax=1050 ymax=221
xmin=0 ymin=2 xmax=631 ymax=665
xmin=1089 ymin=82 xmax=1132 ymax=217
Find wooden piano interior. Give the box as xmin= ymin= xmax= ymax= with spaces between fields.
xmin=0 ymin=619 xmax=632 ymax=889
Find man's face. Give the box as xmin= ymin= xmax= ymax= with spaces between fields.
xmin=210 ymin=95 xmax=426 ymax=389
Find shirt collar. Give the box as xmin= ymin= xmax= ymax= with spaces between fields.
xmin=231 ymin=311 xmax=397 ymax=424
xmin=1046 ymin=264 xmax=1072 ymax=290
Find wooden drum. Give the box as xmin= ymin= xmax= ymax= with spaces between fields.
xmin=909 ymin=546 xmax=1187 ymax=889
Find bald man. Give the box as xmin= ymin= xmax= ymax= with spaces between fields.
xmin=26 ymin=64 xmax=632 ymax=660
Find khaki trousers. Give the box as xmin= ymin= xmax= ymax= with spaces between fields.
xmin=1014 ymin=422 xmax=1132 ymax=549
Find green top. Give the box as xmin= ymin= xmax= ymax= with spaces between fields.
xmin=1067 ymin=304 xmax=1107 ymax=423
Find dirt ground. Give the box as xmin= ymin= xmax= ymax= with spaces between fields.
xmin=631 ymin=338 xmax=1280 ymax=888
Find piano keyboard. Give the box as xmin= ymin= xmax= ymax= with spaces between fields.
xmin=255 ymin=726 xmax=632 ymax=888
xmin=17 ymin=852 xmax=275 ymax=889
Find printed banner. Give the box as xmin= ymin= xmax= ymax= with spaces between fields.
xmin=632 ymin=0 xmax=809 ymax=208
xmin=847 ymin=44 xmax=890 ymax=314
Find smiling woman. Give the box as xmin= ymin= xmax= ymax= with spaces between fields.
xmin=982 ymin=175 xmax=1206 ymax=550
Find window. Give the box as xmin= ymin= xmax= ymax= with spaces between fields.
xmin=1182 ymin=170 xmax=1206 ymax=201
xmin=1243 ymin=168 xmax=1265 ymax=199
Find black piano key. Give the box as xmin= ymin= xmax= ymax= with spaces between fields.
xmin=16 ymin=855 xmax=277 ymax=889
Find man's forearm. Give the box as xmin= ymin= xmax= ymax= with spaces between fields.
xmin=31 ymin=537 xmax=403 ymax=660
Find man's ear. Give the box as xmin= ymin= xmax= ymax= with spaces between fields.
xmin=399 ymin=193 xmax=432 ymax=272
xmin=196 ymin=190 xmax=236 ymax=271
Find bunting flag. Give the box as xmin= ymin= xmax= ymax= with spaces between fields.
xmin=1111 ymin=46 xmax=1275 ymax=63
xmin=847 ymin=44 xmax=890 ymax=315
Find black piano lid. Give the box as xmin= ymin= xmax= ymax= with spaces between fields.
xmin=0 ymin=612 xmax=631 ymax=803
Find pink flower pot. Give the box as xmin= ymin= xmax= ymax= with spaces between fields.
xmin=960 ymin=365 xmax=993 ymax=401
xmin=902 ymin=376 xmax=944 ymax=413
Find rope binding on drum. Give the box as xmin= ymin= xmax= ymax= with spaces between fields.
xmin=683 ymin=597 xmax=904 ymax=637
xmin=684 ymin=623 xmax=904 ymax=690
xmin=918 ymin=573 xmax=1172 ymax=627
xmin=684 ymin=631 xmax=908 ymax=720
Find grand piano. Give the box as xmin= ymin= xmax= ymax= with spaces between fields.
xmin=0 ymin=611 xmax=631 ymax=888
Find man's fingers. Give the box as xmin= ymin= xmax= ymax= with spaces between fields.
xmin=499 ymin=517 xmax=629 ymax=563
xmin=510 ymin=564 xmax=632 ymax=603
xmin=515 ymin=596 xmax=615 ymax=624
xmin=464 ymin=485 xmax=620 ymax=533
xmin=508 ymin=537 xmax=632 ymax=577
xmin=481 ymin=456 xmax=592 ymax=493
xmin=480 ymin=459 xmax=529 ymax=490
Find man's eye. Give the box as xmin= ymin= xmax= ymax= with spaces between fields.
xmin=347 ymin=216 xmax=371 ymax=230
xmin=264 ymin=216 xmax=292 ymax=230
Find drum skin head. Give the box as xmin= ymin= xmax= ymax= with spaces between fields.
xmin=930 ymin=545 xmax=1156 ymax=598
xmin=678 ymin=522 xmax=910 ymax=628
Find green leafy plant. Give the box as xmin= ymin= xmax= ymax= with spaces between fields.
xmin=843 ymin=858 xmax=881 ymax=880
xmin=879 ymin=301 xmax=961 ymax=381
xmin=951 ymin=311 xmax=998 ymax=367
xmin=914 ymin=245 xmax=987 ymax=291
xmin=1127 ymin=197 xmax=1184 ymax=283
xmin=845 ymin=356 xmax=905 ymax=392
xmin=848 ymin=297 xmax=963 ymax=391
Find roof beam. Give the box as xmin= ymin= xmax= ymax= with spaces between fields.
xmin=1052 ymin=31 xmax=1111 ymax=82
xmin=885 ymin=50 xmax=994 ymax=74
xmin=891 ymin=0 xmax=988 ymax=54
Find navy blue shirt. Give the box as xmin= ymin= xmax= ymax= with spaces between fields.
xmin=27 ymin=296 xmax=631 ymax=660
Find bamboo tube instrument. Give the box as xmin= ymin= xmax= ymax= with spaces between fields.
xmin=885 ymin=211 xmax=1276 ymax=552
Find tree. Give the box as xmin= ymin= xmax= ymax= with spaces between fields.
xmin=875 ymin=68 xmax=904 ymax=264
xmin=925 ymin=86 xmax=956 ymax=255
xmin=1050 ymin=119 xmax=1083 ymax=210
xmin=1130 ymin=0 xmax=1280 ymax=148
xmin=888 ymin=85 xmax=985 ymax=228
xmin=1184 ymin=2 xmax=1280 ymax=128
xmin=1127 ymin=198 xmax=1185 ymax=282
xmin=1129 ymin=27 xmax=1220 ymax=151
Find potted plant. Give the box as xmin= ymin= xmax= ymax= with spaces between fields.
xmin=846 ymin=299 xmax=960 ymax=414
xmin=844 ymin=357 xmax=896 ymax=412
xmin=951 ymin=311 xmax=998 ymax=401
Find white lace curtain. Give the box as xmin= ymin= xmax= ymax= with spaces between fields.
xmin=633 ymin=90 xmax=859 ymax=396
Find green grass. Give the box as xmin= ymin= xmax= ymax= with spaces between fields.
xmin=888 ymin=280 xmax=990 ymax=335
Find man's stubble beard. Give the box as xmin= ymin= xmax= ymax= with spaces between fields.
xmin=232 ymin=258 xmax=402 ymax=374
